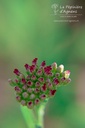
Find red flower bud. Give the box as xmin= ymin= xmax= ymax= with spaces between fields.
xmin=38 ymin=77 xmax=44 ymax=82
xmin=35 ymin=82 xmax=40 ymax=87
xmin=27 ymin=101 xmax=33 ymax=109
xmin=16 ymin=96 xmax=21 ymax=102
xmin=37 ymin=69 xmax=42 ymax=75
xmin=21 ymin=78 xmax=26 ymax=84
xmin=15 ymin=86 xmax=22 ymax=93
xmin=27 ymin=81 xmax=33 ymax=86
xmin=44 ymin=66 xmax=52 ymax=75
xmin=40 ymin=94 xmax=46 ymax=100
xmin=21 ymin=100 xmax=26 ymax=106
xmin=14 ymin=69 xmax=20 ymax=76
xmin=24 ymin=64 xmax=30 ymax=70
xmin=32 ymin=58 xmax=38 ymax=65
xmin=50 ymin=90 xmax=56 ymax=96
xmin=53 ymin=78 xmax=59 ymax=85
xmin=35 ymin=98 xmax=40 ymax=105
xmin=34 ymin=88 xmax=40 ymax=93
xmin=30 ymin=65 xmax=36 ymax=73
xmin=31 ymin=75 xmax=36 ymax=80
xmin=41 ymin=83 xmax=47 ymax=91
xmin=41 ymin=61 xmax=46 ymax=67
xmin=47 ymin=83 xmax=53 ymax=89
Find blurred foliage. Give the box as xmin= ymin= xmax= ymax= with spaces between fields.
xmin=0 ymin=0 xmax=85 ymax=128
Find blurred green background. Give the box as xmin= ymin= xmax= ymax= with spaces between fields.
xmin=0 ymin=0 xmax=85 ymax=128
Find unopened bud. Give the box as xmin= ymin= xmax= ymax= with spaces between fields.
xmin=57 ymin=64 xmax=64 ymax=73
xmin=22 ymin=92 xmax=28 ymax=98
xmin=22 ymin=85 xmax=28 ymax=90
xmin=26 ymin=75 xmax=30 ymax=80
xmin=41 ymin=84 xmax=47 ymax=91
xmin=32 ymin=58 xmax=38 ymax=65
xmin=53 ymin=78 xmax=59 ymax=85
xmin=47 ymin=83 xmax=53 ymax=89
xmin=35 ymin=82 xmax=40 ymax=87
xmin=14 ymin=86 xmax=22 ymax=94
xmin=14 ymin=79 xmax=19 ymax=83
xmin=27 ymin=88 xmax=33 ymax=93
xmin=27 ymin=81 xmax=33 ymax=86
xmin=21 ymin=100 xmax=26 ymax=106
xmin=40 ymin=94 xmax=46 ymax=100
xmin=14 ymin=69 xmax=20 ymax=76
xmin=31 ymin=75 xmax=36 ymax=81
xmin=21 ymin=78 xmax=26 ymax=84
xmin=36 ymin=69 xmax=42 ymax=76
xmin=38 ymin=77 xmax=44 ymax=82
xmin=56 ymin=73 xmax=60 ymax=77
xmin=61 ymin=77 xmax=66 ymax=82
xmin=63 ymin=70 xmax=70 ymax=78
xmin=19 ymin=74 xmax=24 ymax=79
xmin=27 ymin=101 xmax=33 ymax=109
xmin=24 ymin=64 xmax=30 ymax=70
xmin=41 ymin=61 xmax=46 ymax=67
xmin=35 ymin=98 xmax=40 ymax=105
xmin=46 ymin=78 xmax=50 ymax=83
xmin=65 ymin=78 xmax=71 ymax=83
xmin=8 ymin=79 xmax=15 ymax=86
xmin=34 ymin=88 xmax=40 ymax=93
xmin=52 ymin=62 xmax=57 ymax=70
xmin=16 ymin=96 xmax=21 ymax=102
xmin=49 ymin=90 xmax=56 ymax=96
xmin=30 ymin=94 xmax=35 ymax=99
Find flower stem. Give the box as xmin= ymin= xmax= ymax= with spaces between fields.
xmin=20 ymin=104 xmax=45 ymax=128
xmin=33 ymin=105 xmax=45 ymax=128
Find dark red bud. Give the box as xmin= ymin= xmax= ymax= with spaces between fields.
xmin=28 ymin=81 xmax=32 ymax=86
xmin=50 ymin=90 xmax=56 ymax=96
xmin=41 ymin=61 xmax=46 ymax=67
xmin=24 ymin=64 xmax=30 ymax=70
xmin=14 ymin=69 xmax=20 ymax=76
xmin=21 ymin=78 xmax=26 ymax=84
xmin=41 ymin=83 xmax=46 ymax=91
xmin=32 ymin=58 xmax=38 ymax=65
xmin=53 ymin=78 xmax=59 ymax=85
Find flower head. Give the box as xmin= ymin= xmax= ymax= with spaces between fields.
xmin=9 ymin=58 xmax=71 ymax=109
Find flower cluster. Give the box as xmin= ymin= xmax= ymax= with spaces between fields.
xmin=8 ymin=58 xmax=71 ymax=109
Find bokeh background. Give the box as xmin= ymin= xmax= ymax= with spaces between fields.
xmin=0 ymin=0 xmax=85 ymax=128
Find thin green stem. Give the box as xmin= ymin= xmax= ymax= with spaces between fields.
xmin=20 ymin=101 xmax=47 ymax=128
xmin=34 ymin=105 xmax=45 ymax=128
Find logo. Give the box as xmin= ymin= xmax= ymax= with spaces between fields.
xmin=51 ymin=3 xmax=59 ymax=15
xmin=51 ymin=3 xmax=83 ymax=22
